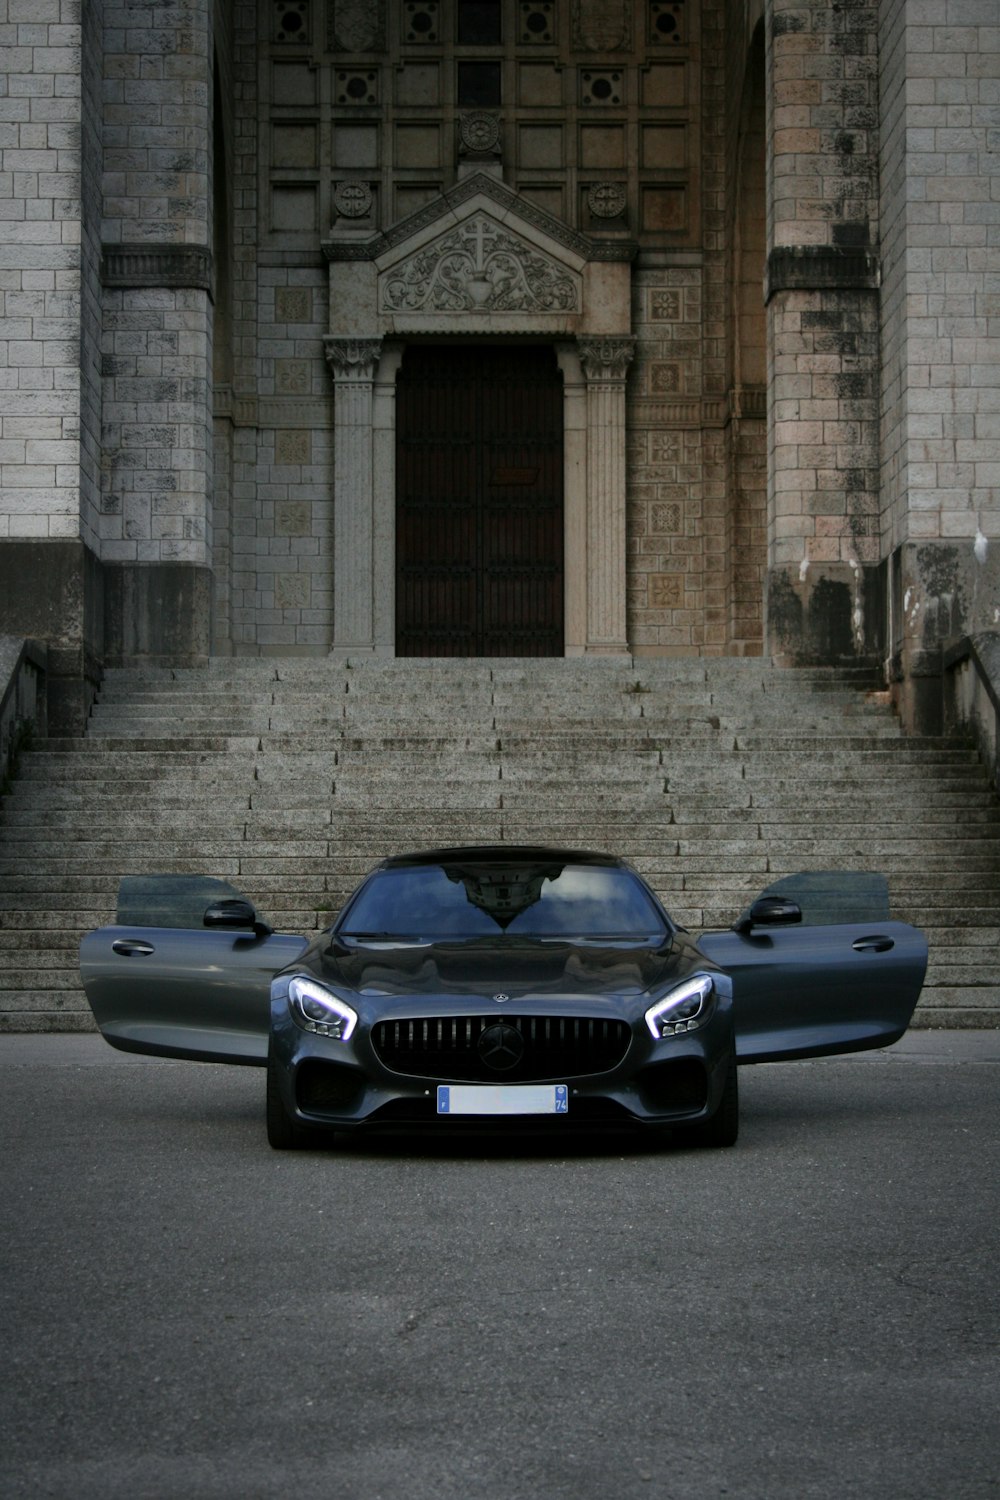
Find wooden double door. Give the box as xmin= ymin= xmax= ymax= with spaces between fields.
xmin=395 ymin=344 xmax=564 ymax=657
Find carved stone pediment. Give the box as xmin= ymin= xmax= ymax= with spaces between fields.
xmin=323 ymin=174 xmax=635 ymax=338
xmin=380 ymin=212 xmax=580 ymax=316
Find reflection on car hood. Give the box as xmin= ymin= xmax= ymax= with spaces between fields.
xmin=310 ymin=936 xmax=693 ymax=1001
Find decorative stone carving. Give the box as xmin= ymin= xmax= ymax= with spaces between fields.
xmin=519 ymin=3 xmax=554 ymax=44
xmin=101 ymin=243 xmax=213 ymax=292
xmin=323 ymin=336 xmax=383 ymax=380
xmin=580 ymin=70 xmax=624 ymax=106
xmin=403 ymin=1 xmax=438 ymax=43
xmin=459 ymin=112 xmax=501 ymax=155
xmin=571 ymin=0 xmax=630 ymax=51
xmin=274 ymin=0 xmax=310 ymax=44
xmin=578 ymin=336 xmax=636 ymax=382
xmin=329 ymin=0 xmax=385 ymax=52
xmin=587 ymin=183 xmax=627 ymax=219
xmin=381 ymin=214 xmax=578 ymax=314
xmin=325 ymin=173 xmax=636 ymax=265
xmin=334 ymin=180 xmax=374 ymax=218
xmin=649 ymin=0 xmax=685 ymax=46
xmin=336 ymin=70 xmax=379 ymax=104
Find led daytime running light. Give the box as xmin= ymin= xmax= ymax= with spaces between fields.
xmin=288 ymin=976 xmax=358 ymax=1041
xmin=645 ymin=974 xmax=714 ymax=1039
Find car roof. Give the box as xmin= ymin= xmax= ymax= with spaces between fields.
xmin=379 ymin=846 xmax=625 ymax=869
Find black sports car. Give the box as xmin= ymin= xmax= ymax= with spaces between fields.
xmin=80 ymin=847 xmax=928 ymax=1150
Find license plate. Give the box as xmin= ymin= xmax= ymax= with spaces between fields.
xmin=437 ymin=1084 xmax=568 ymax=1116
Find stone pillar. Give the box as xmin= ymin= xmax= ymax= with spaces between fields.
xmin=555 ymin=343 xmax=588 ymax=656
xmin=372 ymin=345 xmax=404 ymax=654
xmin=99 ymin=0 xmax=215 ymax=665
xmin=878 ymin=0 xmax=1000 ymax=731
xmin=324 ymin=337 xmax=383 ymax=655
xmin=578 ymin=337 xmax=636 ymax=656
xmin=0 ymin=0 xmax=104 ymax=730
xmin=763 ymin=0 xmax=883 ymax=667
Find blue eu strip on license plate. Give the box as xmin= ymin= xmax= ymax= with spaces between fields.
xmin=437 ymin=1084 xmax=569 ymax=1115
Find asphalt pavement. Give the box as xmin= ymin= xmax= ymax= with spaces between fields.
xmin=1 ymin=1031 xmax=998 ymax=1500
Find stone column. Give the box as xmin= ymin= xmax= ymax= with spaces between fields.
xmin=764 ymin=0 xmax=882 ymax=668
xmin=324 ymin=337 xmax=383 ymax=654
xmin=877 ymin=0 xmax=1000 ymax=731
xmin=555 ymin=343 xmax=588 ymax=656
xmin=578 ymin=338 xmax=636 ymax=656
xmin=372 ymin=345 xmax=405 ymax=654
xmin=99 ymin=0 xmax=215 ymax=666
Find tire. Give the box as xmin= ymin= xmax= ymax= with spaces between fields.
xmin=266 ymin=1043 xmax=318 ymax=1150
xmin=699 ymin=1050 xmax=739 ymax=1148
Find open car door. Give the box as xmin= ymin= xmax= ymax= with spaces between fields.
xmin=79 ymin=876 xmax=309 ymax=1065
xmin=697 ymin=873 xmax=928 ymax=1063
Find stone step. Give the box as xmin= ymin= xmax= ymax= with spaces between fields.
xmin=2 ymin=658 xmax=998 ymax=1029
xmin=7 ymin=798 xmax=998 ymax=832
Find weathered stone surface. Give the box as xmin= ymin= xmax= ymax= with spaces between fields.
xmin=0 ymin=658 xmax=998 ymax=1031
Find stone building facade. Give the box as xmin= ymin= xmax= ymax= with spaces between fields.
xmin=0 ymin=0 xmax=996 ymax=732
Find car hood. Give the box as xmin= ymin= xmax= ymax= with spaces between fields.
xmin=297 ymin=934 xmax=701 ymax=1003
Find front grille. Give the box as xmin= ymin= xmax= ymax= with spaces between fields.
xmin=371 ymin=1014 xmax=632 ymax=1082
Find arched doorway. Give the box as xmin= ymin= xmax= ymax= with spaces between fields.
xmin=395 ymin=345 xmax=564 ymax=657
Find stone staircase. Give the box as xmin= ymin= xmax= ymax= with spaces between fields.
xmin=1 ymin=657 xmax=998 ymax=1031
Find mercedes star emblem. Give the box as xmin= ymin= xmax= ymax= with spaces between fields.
xmin=478 ymin=1023 xmax=525 ymax=1072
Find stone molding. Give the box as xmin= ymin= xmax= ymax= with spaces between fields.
xmin=764 ymin=245 xmax=880 ymax=302
xmin=323 ymin=172 xmax=637 ymax=265
xmin=728 ymin=385 xmax=767 ymax=421
xmin=101 ymin=243 xmax=214 ymax=293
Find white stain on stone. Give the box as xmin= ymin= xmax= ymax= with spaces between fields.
xmin=905 ymin=586 xmax=922 ymax=626
xmin=974 ymin=529 xmax=988 ymax=564
xmin=799 ymin=556 xmax=809 ymax=582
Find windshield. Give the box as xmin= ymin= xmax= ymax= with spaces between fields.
xmin=337 ymin=859 xmax=668 ymax=940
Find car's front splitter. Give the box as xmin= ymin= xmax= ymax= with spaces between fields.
xmin=269 ymin=1005 xmax=735 ymax=1135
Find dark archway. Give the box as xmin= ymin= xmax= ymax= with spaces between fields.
xmin=395 ymin=345 xmax=564 ymax=657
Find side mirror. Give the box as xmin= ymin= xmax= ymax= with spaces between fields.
xmin=733 ymin=896 xmax=803 ymax=935
xmin=204 ymin=899 xmax=273 ymax=938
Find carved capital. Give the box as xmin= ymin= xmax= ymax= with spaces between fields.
xmin=578 ymin=336 xmax=636 ymax=382
xmin=324 ymin=336 xmax=383 ymax=381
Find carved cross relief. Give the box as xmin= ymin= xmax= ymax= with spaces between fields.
xmin=379 ymin=213 xmax=580 ymax=316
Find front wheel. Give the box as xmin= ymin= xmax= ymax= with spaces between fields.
xmin=267 ymin=1043 xmax=320 ymax=1150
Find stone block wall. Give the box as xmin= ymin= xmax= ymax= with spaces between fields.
xmin=878 ymin=0 xmax=1000 ymax=726
xmin=764 ymin=0 xmax=885 ymax=665
xmin=0 ymin=0 xmax=89 ymax=546
xmin=225 ymin=269 xmax=335 ymax=653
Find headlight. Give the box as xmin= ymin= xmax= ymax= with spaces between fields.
xmin=288 ymin=976 xmax=358 ymax=1041
xmin=645 ymin=975 xmax=715 ymax=1039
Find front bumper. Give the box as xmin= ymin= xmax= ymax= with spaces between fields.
xmin=269 ymin=990 xmax=735 ymax=1136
